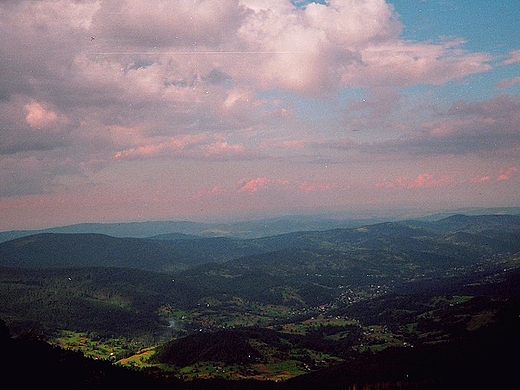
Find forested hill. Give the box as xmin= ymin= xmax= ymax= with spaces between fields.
xmin=2 ymin=208 xmax=518 ymax=244
xmin=1 ymin=213 xmax=519 ymax=388
xmin=1 ymin=214 xmax=519 ymax=273
xmin=0 ymin=233 xmax=266 ymax=271
xmin=0 ymin=214 xmax=384 ymax=243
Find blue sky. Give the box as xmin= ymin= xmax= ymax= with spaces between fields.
xmin=0 ymin=0 xmax=518 ymax=230
xmin=393 ymin=1 xmax=519 ymax=52
xmin=395 ymin=1 xmax=520 ymax=97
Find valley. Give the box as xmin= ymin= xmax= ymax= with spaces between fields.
xmin=1 ymin=213 xmax=519 ymax=388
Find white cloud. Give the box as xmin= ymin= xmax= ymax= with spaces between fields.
xmin=0 ymin=0 xmax=503 ymax=199
xmin=92 ymin=0 xmax=247 ymax=47
xmin=24 ymin=102 xmax=59 ymax=129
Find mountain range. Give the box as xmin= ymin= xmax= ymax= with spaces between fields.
xmin=1 ymin=212 xmax=519 ymax=388
xmin=2 ymin=206 xmax=519 ymax=243
xmin=2 ymin=213 xmax=519 ymax=274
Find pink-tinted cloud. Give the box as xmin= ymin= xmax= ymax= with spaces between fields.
xmin=260 ymin=139 xmax=307 ymax=150
xmin=471 ymin=175 xmax=492 ymax=183
xmin=379 ymin=166 xmax=519 ymax=190
xmin=113 ymin=133 xmax=264 ymax=162
xmin=202 ymin=141 xmax=247 ymax=160
xmin=0 ymin=97 xmax=72 ymax=156
xmin=497 ymin=167 xmax=518 ymax=181
xmin=237 ymin=177 xmax=271 ymax=193
xmin=93 ymin=0 xmax=247 ymax=48
xmin=192 ymin=185 xmax=228 ymax=200
xmin=236 ymin=177 xmax=335 ymax=195
xmin=114 ymin=134 xmax=209 ymax=160
xmin=375 ymin=173 xmax=454 ymax=189
xmin=472 ymin=167 xmax=518 ymax=183
xmin=299 ymin=181 xmax=334 ymax=194
xmin=496 ymin=76 xmax=520 ymax=89
xmin=24 ymin=102 xmax=59 ymax=129
xmin=236 ymin=1 xmax=490 ymax=94
xmin=366 ymin=94 xmax=520 ymax=156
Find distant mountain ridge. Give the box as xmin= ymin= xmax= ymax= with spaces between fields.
xmin=1 ymin=214 xmax=519 ymax=275
xmin=0 ymin=233 xmax=270 ymax=272
xmin=2 ymin=206 xmax=518 ymax=243
xmin=0 ymin=220 xmax=218 ymax=243
xmin=0 ymin=213 xmax=398 ymax=243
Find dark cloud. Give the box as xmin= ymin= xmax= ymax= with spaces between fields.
xmin=91 ymin=0 xmax=248 ymax=48
xmin=205 ymin=68 xmax=232 ymax=85
xmin=364 ymin=94 xmax=520 ymax=156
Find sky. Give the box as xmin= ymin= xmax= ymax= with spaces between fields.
xmin=0 ymin=0 xmax=519 ymax=231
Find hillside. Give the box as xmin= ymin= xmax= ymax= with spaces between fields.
xmin=0 ymin=266 xmax=206 ymax=338
xmin=0 ymin=214 xmax=383 ymax=243
xmin=2 ymin=207 xmax=518 ymax=244
xmin=1 ymin=213 xmax=519 ymax=388
xmin=3 ymin=266 xmax=518 ymax=389
xmin=0 ymin=233 xmax=268 ymax=271
xmin=2 ymin=214 xmax=519 ymax=273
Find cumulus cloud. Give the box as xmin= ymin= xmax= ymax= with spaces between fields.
xmin=0 ymin=97 xmax=71 ymax=156
xmin=234 ymin=0 xmax=491 ymax=94
xmin=0 ymin=0 xmax=495 ymax=105
xmin=92 ymin=0 xmax=247 ymax=48
xmin=238 ymin=177 xmax=271 ymax=193
xmin=24 ymin=102 xmax=60 ymax=129
xmin=344 ymin=39 xmax=491 ymax=88
xmin=365 ymin=94 xmax=520 ymax=156
xmin=0 ymin=0 xmax=507 ymax=201
xmin=375 ymin=173 xmax=455 ymax=189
